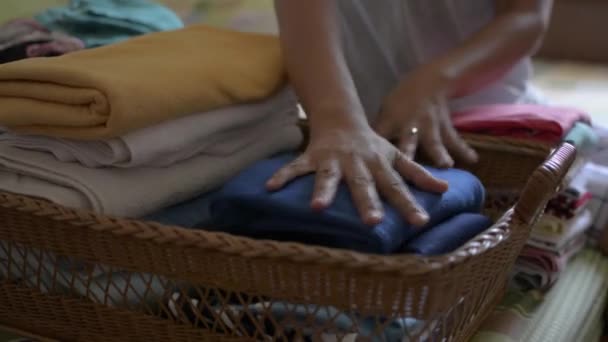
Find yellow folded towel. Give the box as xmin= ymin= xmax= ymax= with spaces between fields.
xmin=0 ymin=25 xmax=284 ymax=139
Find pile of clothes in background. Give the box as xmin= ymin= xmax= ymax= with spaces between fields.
xmin=454 ymin=105 xmax=599 ymax=293
xmin=0 ymin=0 xmax=183 ymax=63
xmin=451 ymin=105 xmax=591 ymax=144
xmin=508 ymin=121 xmax=608 ymax=292
xmin=465 ymin=107 xmax=608 ymax=342
xmin=513 ymin=158 xmax=594 ymax=291
xmin=581 ymin=126 xmax=608 ymax=254
xmin=0 ymin=18 xmax=83 ymax=64
xmin=472 ymin=160 xmax=608 ymax=342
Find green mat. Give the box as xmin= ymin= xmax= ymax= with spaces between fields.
xmin=473 ymin=249 xmax=608 ymax=342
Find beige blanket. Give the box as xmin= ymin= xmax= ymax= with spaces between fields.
xmin=0 ymin=123 xmax=302 ymax=218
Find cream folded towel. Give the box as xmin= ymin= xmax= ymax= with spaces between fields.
xmin=0 ymin=124 xmax=302 ymax=218
xmin=0 ymin=88 xmax=296 ymax=168
xmin=528 ymin=210 xmax=592 ymax=252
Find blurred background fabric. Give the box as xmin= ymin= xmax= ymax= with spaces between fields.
xmin=0 ymin=0 xmax=278 ymax=34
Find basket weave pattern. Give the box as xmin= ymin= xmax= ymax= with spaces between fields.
xmin=0 ymin=139 xmax=574 ymax=341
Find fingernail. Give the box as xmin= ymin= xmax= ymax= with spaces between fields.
xmin=439 ymin=159 xmax=453 ymax=169
xmin=365 ymin=210 xmax=384 ymax=226
xmin=468 ymin=149 xmax=479 ymax=163
xmin=437 ymin=180 xmax=449 ymax=192
xmin=410 ymin=210 xmax=429 ymax=227
xmin=266 ymin=179 xmax=279 ymax=190
xmin=311 ymin=198 xmax=329 ymax=211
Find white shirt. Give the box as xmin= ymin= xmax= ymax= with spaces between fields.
xmin=336 ymin=0 xmax=542 ymax=120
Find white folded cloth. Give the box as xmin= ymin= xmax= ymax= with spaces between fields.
xmin=528 ymin=210 xmax=592 ymax=252
xmin=0 ymin=87 xmax=296 ymax=168
xmin=577 ymin=163 xmax=608 ymax=229
xmin=0 ymin=122 xmax=302 ymax=218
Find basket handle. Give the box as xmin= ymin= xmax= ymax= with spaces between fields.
xmin=514 ymin=142 xmax=577 ymax=225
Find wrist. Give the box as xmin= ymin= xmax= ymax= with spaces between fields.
xmin=397 ymin=63 xmax=452 ymax=100
xmin=413 ymin=61 xmax=454 ymax=96
xmin=307 ymin=102 xmax=371 ymax=132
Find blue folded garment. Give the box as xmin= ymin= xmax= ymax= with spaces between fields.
xmin=36 ymin=0 xmax=184 ymax=48
xmin=200 ymin=154 xmax=485 ymax=254
xmin=144 ymin=191 xmax=218 ymax=228
xmin=403 ymin=213 xmax=493 ymax=255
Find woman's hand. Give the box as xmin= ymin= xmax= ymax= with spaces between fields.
xmin=272 ymin=0 xmax=449 ymax=227
xmin=266 ymin=124 xmax=449 ymax=226
xmin=374 ymin=66 xmax=478 ymax=168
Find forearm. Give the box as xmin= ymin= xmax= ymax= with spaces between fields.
xmin=274 ymin=0 xmax=368 ymax=132
xmin=427 ymin=0 xmax=552 ymax=97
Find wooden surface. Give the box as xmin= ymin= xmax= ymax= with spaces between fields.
xmin=538 ymin=0 xmax=608 ymax=63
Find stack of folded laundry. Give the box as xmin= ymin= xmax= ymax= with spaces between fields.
xmin=452 ymin=104 xmax=591 ymax=144
xmin=512 ymin=206 xmax=592 ymax=291
xmin=580 ymin=126 xmax=608 ymax=256
xmin=0 ymin=24 xmax=302 ymax=219
xmin=452 ymin=104 xmax=594 ymax=215
xmin=452 ymin=103 xmax=599 ymax=291
xmin=510 ymin=143 xmax=600 ymax=291
xmin=0 ymin=18 xmax=84 ymax=63
xmin=35 ymin=0 xmax=184 ymax=48
xmin=569 ymin=163 xmax=608 ymax=249
xmin=0 ymin=0 xmax=183 ymax=64
xmin=149 ymin=154 xmax=492 ymax=255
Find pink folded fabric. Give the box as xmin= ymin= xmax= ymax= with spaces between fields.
xmin=0 ymin=18 xmax=84 ymax=64
xmin=513 ymin=234 xmax=586 ymax=291
xmin=452 ymin=105 xmax=591 ymax=143
xmin=520 ymin=234 xmax=586 ymax=273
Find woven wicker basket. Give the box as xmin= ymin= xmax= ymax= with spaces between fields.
xmin=0 ymin=135 xmax=574 ymax=342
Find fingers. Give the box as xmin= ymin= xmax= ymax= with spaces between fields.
xmin=434 ymin=95 xmax=478 ymax=164
xmin=344 ymin=157 xmax=384 ymax=226
xmin=398 ymin=128 xmax=419 ymax=160
xmin=374 ymin=158 xmax=429 ymax=227
xmin=373 ymin=116 xmax=394 ymax=139
xmin=394 ymin=152 xmax=448 ymax=194
xmin=419 ymin=118 xmax=454 ymax=168
xmin=374 ymin=103 xmax=417 ymax=141
xmin=266 ymin=157 xmax=314 ymax=190
xmin=374 ymin=104 xmax=397 ymax=139
xmin=311 ymin=159 xmax=341 ymax=210
xmin=441 ymin=122 xmax=479 ymax=164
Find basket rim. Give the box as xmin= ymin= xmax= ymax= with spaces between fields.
xmin=0 ymin=190 xmax=515 ymax=276
xmin=462 ymin=133 xmax=553 ymax=156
